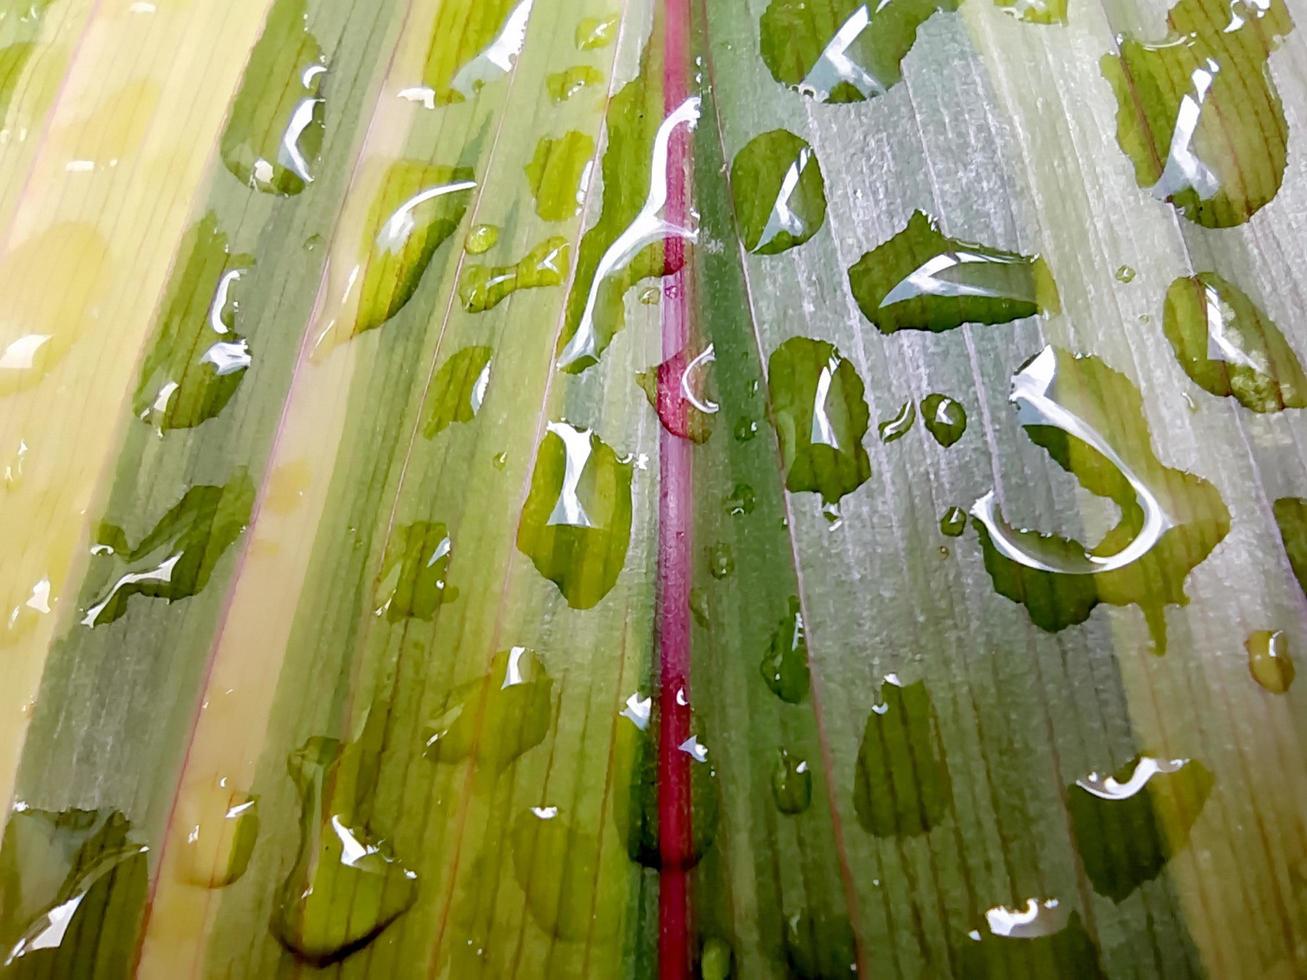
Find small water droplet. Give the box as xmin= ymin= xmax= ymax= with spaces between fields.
xmin=460 ymin=237 xmax=570 ymax=313
xmin=940 ymin=506 xmax=966 ymax=537
xmin=707 ymin=543 xmax=735 ymax=579
xmin=423 ymin=347 xmax=492 ymax=438
xmin=547 ymin=65 xmax=604 ymax=103
xmin=724 ymin=483 xmax=756 ymax=516
xmin=782 ymin=910 xmax=858 ymax=978
xmin=303 ymin=233 xmax=323 ymax=252
xmin=463 ymin=223 xmax=500 ymax=255
xmin=1247 ymin=629 xmax=1295 ymax=692
xmin=638 ymin=284 xmax=661 ymax=304
xmin=180 ymin=781 xmax=259 ymax=888
xmin=878 ymin=399 xmax=915 ymax=443
xmin=1274 ymin=498 xmax=1307 ymax=599
xmin=492 ymin=450 xmax=509 ymax=469
xmin=1115 ymin=264 xmax=1136 ymax=283
xmin=700 ymin=937 xmax=734 ymax=980
xmin=921 ymin=393 xmax=967 ymax=447
xmin=635 ymin=344 xmax=716 ymax=443
xmin=761 ymin=596 xmax=810 ymax=703
xmin=962 ymin=902 xmax=1103 ymax=975
xmin=734 ymin=418 xmax=758 ymax=442
xmin=771 ymin=748 xmax=813 ymax=814
xmin=574 ymin=12 xmax=618 ymax=49
xmin=374 ymin=522 xmax=457 ymax=619
xmin=690 ymin=586 xmax=711 ymax=628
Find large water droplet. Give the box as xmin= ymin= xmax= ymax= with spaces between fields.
xmin=273 ymin=737 xmax=418 ymax=964
xmin=760 ymin=0 xmax=960 ymax=102
xmin=82 ymin=473 xmax=254 ymax=627
xmin=854 ymin=676 xmax=951 ymax=836
xmin=768 ymin=337 xmax=871 ymax=506
xmin=971 ymin=346 xmax=1230 ymax=652
xmin=422 ymin=346 xmax=492 ymax=438
xmin=423 ymin=0 xmax=535 ymax=104
xmin=1274 ymin=497 xmax=1307 ymax=599
xmin=635 ymin=344 xmax=717 ymax=443
xmin=517 ymin=422 xmax=633 ymax=608
xmin=961 ymin=902 xmax=1104 ymax=976
xmin=1162 ymin=272 xmax=1306 ymax=412
xmin=459 ymin=237 xmax=570 ymax=312
xmin=761 ymin=595 xmax=810 ymax=703
xmin=1068 ymin=755 xmax=1212 ymax=901
xmin=373 ymin=522 xmax=457 ymax=620
xmin=1246 ymin=629 xmax=1295 ymax=693
xmin=556 ymin=82 xmax=700 ymax=372
xmin=1101 ymin=0 xmax=1294 ymax=227
xmin=921 ymin=393 xmax=967 ymax=447
xmin=772 ymin=748 xmax=813 ymax=815
xmin=134 ymin=214 xmax=253 ymax=431
xmin=179 ymin=780 xmax=258 ymax=888
xmin=220 ymin=0 xmax=325 ymax=196
xmin=612 ymin=693 xmax=718 ymax=869
xmin=525 ymin=131 xmax=596 ymax=222
xmin=424 ymin=647 xmax=554 ymax=772
xmin=511 ymin=806 xmax=620 ymax=940
xmin=0 ymin=807 xmax=148 ymax=975
xmin=731 ymin=129 xmax=826 ymax=255
xmin=848 ymin=211 xmax=1059 ymax=334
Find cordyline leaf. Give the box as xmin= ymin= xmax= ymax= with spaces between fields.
xmin=0 ymin=0 xmax=1305 ymax=977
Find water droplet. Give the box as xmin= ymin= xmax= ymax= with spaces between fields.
xmin=771 ymin=748 xmax=813 ymax=814
xmin=700 ymin=937 xmax=734 ymax=980
xmin=1068 ymin=755 xmax=1212 ymax=900
xmin=82 ymin=474 xmax=254 ymax=627
xmin=921 ymin=393 xmax=967 ymax=448
xmin=782 ymin=911 xmax=858 ymax=978
xmin=731 ymin=129 xmax=826 ymax=255
xmin=134 ymin=215 xmax=253 ymax=431
xmin=760 ymin=0 xmax=961 ymax=102
xmin=492 ymin=450 xmax=509 ymax=469
xmin=1274 ymin=498 xmax=1307 ymax=599
xmin=878 ymin=399 xmax=915 ymax=443
xmin=517 ymin=422 xmax=633 ymax=608
xmin=374 ymin=522 xmax=457 ymax=620
xmin=547 ymin=65 xmax=604 ymax=103
xmin=220 ymin=0 xmax=325 ymax=196
xmin=638 ymin=284 xmax=661 ymax=304
xmin=848 ymin=211 xmax=1059 ymax=334
xmin=423 ymin=346 xmax=492 ymax=438
xmin=613 ymin=694 xmax=718 ymax=869
xmin=972 ymin=347 xmax=1229 ymax=653
xmin=940 ymin=506 xmax=967 ymax=537
xmin=179 ymin=781 xmax=258 ymax=888
xmin=273 ymin=737 xmax=418 ymax=964
xmin=303 ymin=233 xmax=323 ymax=252
xmin=760 ymin=596 xmax=810 ymax=704
xmin=555 ymin=83 xmax=700 ymax=372
xmin=2 ymin=439 xmax=28 ymax=491
xmin=635 ymin=344 xmax=716 ymax=443
xmin=511 ymin=806 xmax=619 ymax=940
xmin=855 ymin=676 xmax=951 ymax=836
xmin=1102 ymin=0 xmax=1294 ymax=227
xmin=424 ymin=647 xmax=554 ymax=771
xmin=733 ymin=417 xmax=758 ymax=442
xmin=1115 ymin=264 xmax=1136 ymax=283
xmin=459 ymin=237 xmax=570 ymax=313
xmin=463 ymin=223 xmax=500 ymax=255
xmin=1162 ymin=272 xmax=1306 ymax=412
xmin=0 ymin=807 xmax=148 ymax=973
xmin=769 ymin=337 xmax=871 ymax=506
xmin=992 ymin=0 xmax=1067 ymax=23
xmin=525 ymin=131 xmax=596 ymax=222
xmin=706 ymin=543 xmax=735 ymax=579
xmin=1247 ymin=629 xmax=1295 ymax=693
xmin=423 ymin=0 xmax=535 ymax=104
xmin=724 ymin=483 xmax=756 ymax=516
xmin=962 ymin=902 xmax=1104 ymax=976
xmin=575 ymin=12 xmax=618 ymax=49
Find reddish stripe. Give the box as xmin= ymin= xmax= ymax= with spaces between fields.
xmin=657 ymin=0 xmax=694 ymax=976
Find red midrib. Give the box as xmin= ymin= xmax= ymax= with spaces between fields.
xmin=657 ymin=0 xmax=694 ymax=976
